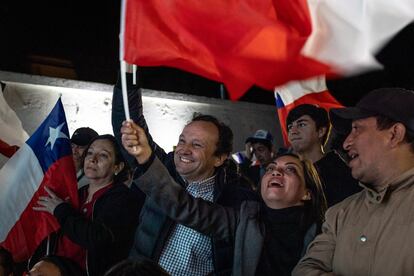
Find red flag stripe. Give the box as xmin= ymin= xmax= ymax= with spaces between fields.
xmin=0 ymin=139 xmax=19 ymax=158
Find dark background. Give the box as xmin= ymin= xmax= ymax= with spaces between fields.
xmin=1 ymin=1 xmax=413 ymax=106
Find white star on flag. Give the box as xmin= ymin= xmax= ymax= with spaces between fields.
xmin=45 ymin=122 xmax=69 ymax=150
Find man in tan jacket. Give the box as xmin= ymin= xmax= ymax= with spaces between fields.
xmin=293 ymin=87 xmax=414 ymax=276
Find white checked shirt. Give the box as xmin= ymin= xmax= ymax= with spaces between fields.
xmin=158 ymin=175 xmax=216 ymax=276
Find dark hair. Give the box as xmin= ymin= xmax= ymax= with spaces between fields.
xmin=376 ymin=115 xmax=414 ymax=153
xmin=36 ymin=255 xmax=86 ymax=276
xmin=104 ymin=257 xmax=169 ymax=276
xmin=191 ymin=114 xmax=233 ymax=156
xmin=286 ymin=104 xmax=330 ymax=145
xmin=0 ymin=247 xmax=13 ymax=276
xmin=81 ymin=134 xmax=129 ymax=184
xmin=270 ymin=153 xmax=327 ymax=228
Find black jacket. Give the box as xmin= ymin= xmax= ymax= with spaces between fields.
xmin=51 ymin=184 xmax=141 ymax=276
xmin=315 ymin=151 xmax=362 ymax=207
xmin=138 ymin=156 xmax=318 ymax=276
xmin=112 ymin=73 xmax=257 ymax=275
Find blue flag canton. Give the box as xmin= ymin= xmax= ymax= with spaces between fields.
xmin=275 ymin=93 xmax=285 ymax=108
xmin=27 ymin=99 xmax=72 ymax=173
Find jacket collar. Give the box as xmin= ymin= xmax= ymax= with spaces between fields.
xmin=361 ymin=167 xmax=414 ymax=204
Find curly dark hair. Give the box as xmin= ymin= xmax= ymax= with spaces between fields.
xmin=191 ymin=114 xmax=233 ymax=157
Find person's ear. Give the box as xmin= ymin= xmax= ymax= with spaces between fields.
xmin=214 ymin=154 xmax=228 ymax=167
xmin=301 ymin=190 xmax=312 ymax=201
xmin=318 ymin=127 xmax=328 ymax=139
xmin=389 ymin=123 xmax=406 ymax=147
xmin=114 ymin=162 xmax=125 ymax=175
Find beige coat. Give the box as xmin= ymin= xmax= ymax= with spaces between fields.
xmin=293 ymin=167 xmax=414 ymax=276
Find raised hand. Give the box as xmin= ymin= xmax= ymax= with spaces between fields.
xmin=120 ymin=120 xmax=153 ymax=164
xmin=33 ymin=186 xmax=65 ymax=214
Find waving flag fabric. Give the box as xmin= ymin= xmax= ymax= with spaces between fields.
xmin=303 ymin=0 xmax=414 ymax=75
xmin=274 ymin=76 xmax=343 ymax=145
xmin=0 ymin=83 xmax=29 ymax=158
xmin=0 ymin=98 xmax=79 ymax=262
xmin=121 ymin=0 xmax=331 ymax=100
xmin=121 ymin=0 xmax=414 ymax=100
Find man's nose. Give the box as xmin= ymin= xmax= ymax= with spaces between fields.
xmin=289 ymin=125 xmax=298 ymax=134
xmin=343 ymin=133 xmax=353 ymax=151
xmin=179 ymin=143 xmax=192 ymax=153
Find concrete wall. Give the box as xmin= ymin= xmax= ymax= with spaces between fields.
xmin=0 ymin=71 xmax=282 ymax=166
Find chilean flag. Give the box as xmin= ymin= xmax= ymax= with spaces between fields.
xmin=120 ymin=0 xmax=414 ymax=100
xmin=0 ymin=83 xmax=29 ymax=158
xmin=0 ymin=98 xmax=79 ymax=262
xmin=275 ymin=76 xmax=343 ymax=146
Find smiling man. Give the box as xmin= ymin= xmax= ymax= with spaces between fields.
xmin=293 ymin=88 xmax=414 ymax=276
xmin=112 ymin=72 xmax=255 ymax=276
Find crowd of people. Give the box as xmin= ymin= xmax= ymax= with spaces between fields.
xmin=1 ymin=68 xmax=414 ymax=276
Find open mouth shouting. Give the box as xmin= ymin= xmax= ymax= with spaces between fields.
xmin=348 ymin=150 xmax=359 ymax=165
xmin=267 ymin=179 xmax=284 ymax=189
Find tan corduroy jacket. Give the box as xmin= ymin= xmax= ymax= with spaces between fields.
xmin=293 ymin=167 xmax=414 ymax=276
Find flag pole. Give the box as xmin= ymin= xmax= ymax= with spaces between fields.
xmin=120 ymin=61 xmax=131 ymax=121
xmin=132 ymin=64 xmax=137 ymax=85
xmin=119 ymin=0 xmax=131 ymax=121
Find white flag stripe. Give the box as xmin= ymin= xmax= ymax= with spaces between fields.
xmin=274 ymin=76 xmax=327 ymax=106
xmin=0 ymin=143 xmax=43 ymax=241
xmin=303 ymin=0 xmax=414 ymax=74
xmin=0 ymin=86 xmax=29 ymax=146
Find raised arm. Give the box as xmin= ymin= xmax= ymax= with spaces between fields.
xmin=120 ymin=121 xmax=239 ymax=240
xmin=111 ymin=69 xmax=168 ymax=170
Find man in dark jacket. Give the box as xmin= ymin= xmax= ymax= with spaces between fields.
xmin=112 ymin=72 xmax=256 ymax=276
xmin=286 ymin=104 xmax=361 ymax=207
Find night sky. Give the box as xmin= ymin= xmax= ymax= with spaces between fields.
xmin=1 ymin=2 xmax=413 ymax=106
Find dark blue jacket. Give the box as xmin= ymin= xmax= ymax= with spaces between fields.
xmin=112 ymin=73 xmax=257 ymax=275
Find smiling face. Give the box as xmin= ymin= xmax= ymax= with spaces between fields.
xmin=288 ymin=115 xmax=325 ymax=154
xmin=174 ymin=121 xmax=226 ymax=182
xmin=343 ymin=117 xmax=390 ymax=185
xmin=83 ymin=139 xmax=123 ymax=187
xmin=260 ymin=155 xmax=309 ymax=209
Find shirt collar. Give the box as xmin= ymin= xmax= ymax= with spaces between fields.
xmin=185 ymin=174 xmax=216 ymax=199
xmin=361 ymin=167 xmax=414 ymax=204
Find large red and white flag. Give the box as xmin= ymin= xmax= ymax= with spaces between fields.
xmin=0 ymin=84 xmax=29 ymax=158
xmin=120 ymin=0 xmax=331 ymax=100
xmin=120 ymin=0 xmax=414 ymax=100
xmin=274 ymin=76 xmax=343 ymax=145
xmin=0 ymin=98 xmax=79 ymax=262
